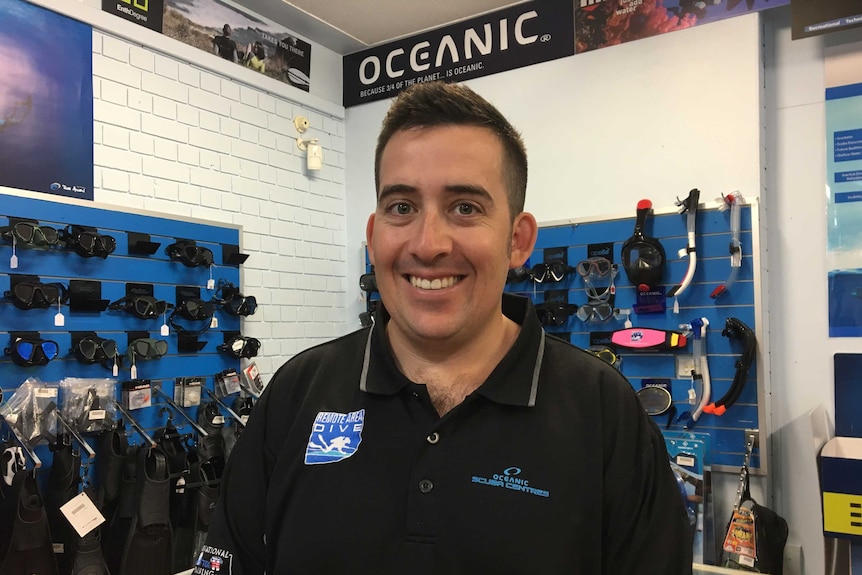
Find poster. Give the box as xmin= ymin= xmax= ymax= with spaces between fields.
xmin=0 ymin=0 xmax=94 ymax=200
xmin=792 ymin=0 xmax=862 ymax=39
xmin=163 ymin=0 xmax=312 ymax=92
xmin=825 ymin=41 xmax=862 ymax=337
xmin=102 ymin=0 xmax=165 ymax=33
xmin=575 ymin=0 xmax=789 ymax=53
xmin=343 ymin=1 xmax=575 ymax=107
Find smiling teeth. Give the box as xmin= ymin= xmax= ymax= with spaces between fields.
xmin=410 ymin=276 xmax=459 ymax=290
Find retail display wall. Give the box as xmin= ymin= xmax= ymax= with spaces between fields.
xmin=511 ymin=199 xmax=766 ymax=471
xmin=0 ymin=192 xmax=251 ymax=474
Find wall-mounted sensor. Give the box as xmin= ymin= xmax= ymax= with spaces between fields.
xmin=307 ymin=141 xmax=323 ymax=171
xmin=297 ymin=136 xmax=323 ymax=171
xmin=294 ymin=116 xmax=309 ymax=133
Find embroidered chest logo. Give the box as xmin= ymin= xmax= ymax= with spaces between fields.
xmin=471 ymin=466 xmax=550 ymax=498
xmin=193 ymin=545 xmax=232 ymax=574
xmin=305 ymin=409 xmax=365 ymax=465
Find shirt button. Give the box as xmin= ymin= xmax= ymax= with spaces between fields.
xmin=418 ymin=479 xmax=434 ymax=494
xmin=426 ymin=432 xmax=440 ymax=444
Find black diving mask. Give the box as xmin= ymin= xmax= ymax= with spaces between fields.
xmin=621 ymin=199 xmax=666 ymax=290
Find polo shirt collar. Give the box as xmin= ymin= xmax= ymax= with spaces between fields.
xmin=359 ymin=293 xmax=546 ymax=407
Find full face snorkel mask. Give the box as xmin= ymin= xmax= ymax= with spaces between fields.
xmin=621 ymin=199 xmax=666 ymax=290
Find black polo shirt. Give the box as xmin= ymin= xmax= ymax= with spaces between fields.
xmin=199 ymin=294 xmax=692 ymax=575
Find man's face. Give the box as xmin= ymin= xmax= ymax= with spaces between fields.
xmin=367 ymin=125 xmax=534 ymax=349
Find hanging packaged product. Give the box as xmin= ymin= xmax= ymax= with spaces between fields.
xmin=121 ymin=379 xmax=152 ymax=410
xmin=60 ymin=378 xmax=116 ymax=434
xmin=0 ymin=377 xmax=59 ymax=445
xmin=175 ymin=376 xmax=203 ymax=408
xmin=215 ymin=369 xmax=243 ymax=397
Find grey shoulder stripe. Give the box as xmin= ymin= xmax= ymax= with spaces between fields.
xmin=528 ymin=331 xmax=545 ymax=407
xmin=359 ymin=329 xmax=374 ymax=392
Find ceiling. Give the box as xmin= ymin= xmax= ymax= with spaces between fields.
xmin=234 ymin=0 xmax=526 ymax=55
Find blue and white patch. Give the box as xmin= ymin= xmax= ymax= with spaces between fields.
xmin=193 ymin=545 xmax=233 ymax=574
xmin=305 ymin=409 xmax=364 ymax=465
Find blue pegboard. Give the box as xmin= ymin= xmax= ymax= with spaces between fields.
xmin=0 ymin=193 xmax=249 ymax=480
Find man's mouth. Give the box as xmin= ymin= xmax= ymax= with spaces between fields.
xmin=408 ymin=275 xmax=461 ymax=290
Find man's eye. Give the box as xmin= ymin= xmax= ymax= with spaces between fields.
xmin=456 ymin=203 xmax=476 ymax=215
xmin=389 ymin=203 xmax=412 ymax=215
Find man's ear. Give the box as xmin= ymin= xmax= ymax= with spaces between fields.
xmin=509 ymin=212 xmax=538 ymax=268
xmin=365 ymin=213 xmax=376 ymax=266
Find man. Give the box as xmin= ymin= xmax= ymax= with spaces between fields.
xmin=212 ymin=24 xmax=238 ymax=62
xmin=200 ymin=82 xmax=692 ymax=575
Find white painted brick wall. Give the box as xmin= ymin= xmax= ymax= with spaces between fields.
xmin=92 ymin=31 xmax=348 ymax=382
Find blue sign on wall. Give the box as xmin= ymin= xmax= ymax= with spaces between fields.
xmin=0 ymin=0 xmax=94 ymax=201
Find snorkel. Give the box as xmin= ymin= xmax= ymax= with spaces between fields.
xmin=680 ymin=317 xmax=710 ymax=430
xmin=667 ymin=189 xmax=700 ymax=314
xmin=710 ymin=192 xmax=744 ymax=299
xmin=704 ymin=317 xmax=756 ymax=416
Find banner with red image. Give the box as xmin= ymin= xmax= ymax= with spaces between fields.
xmin=575 ymin=0 xmax=789 ymax=53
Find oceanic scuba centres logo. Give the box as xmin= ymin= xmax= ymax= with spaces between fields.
xmin=471 ymin=466 xmax=550 ymax=498
xmin=305 ymin=409 xmax=364 ymax=465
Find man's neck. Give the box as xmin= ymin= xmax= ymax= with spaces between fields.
xmin=387 ymin=314 xmax=520 ymax=416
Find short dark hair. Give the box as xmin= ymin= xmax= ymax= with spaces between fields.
xmin=374 ymin=82 xmax=527 ymax=219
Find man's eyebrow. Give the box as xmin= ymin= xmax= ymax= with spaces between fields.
xmin=378 ymin=184 xmax=416 ymax=204
xmin=444 ymin=184 xmax=494 ymax=204
xmin=377 ymin=183 xmax=496 ymax=206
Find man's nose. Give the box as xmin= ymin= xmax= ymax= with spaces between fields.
xmin=409 ymin=211 xmax=453 ymax=262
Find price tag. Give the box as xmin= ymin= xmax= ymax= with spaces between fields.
xmin=35 ymin=388 xmax=57 ymax=398
xmin=207 ymin=278 xmax=215 ymax=290
xmin=213 ymin=415 xmax=225 ymax=425
xmin=88 ymin=409 xmax=106 ymax=421
xmin=210 ymin=316 xmax=218 ymax=329
xmin=676 ymin=455 xmax=695 ymax=467
xmin=160 ymin=324 xmax=170 ymax=336
xmin=60 ymin=492 xmax=105 ymax=537
xmin=9 ymin=254 xmax=18 ymax=269
xmin=54 ymin=312 xmax=65 ymax=327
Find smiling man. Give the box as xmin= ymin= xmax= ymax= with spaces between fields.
xmin=202 ymin=82 xmax=692 ymax=575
